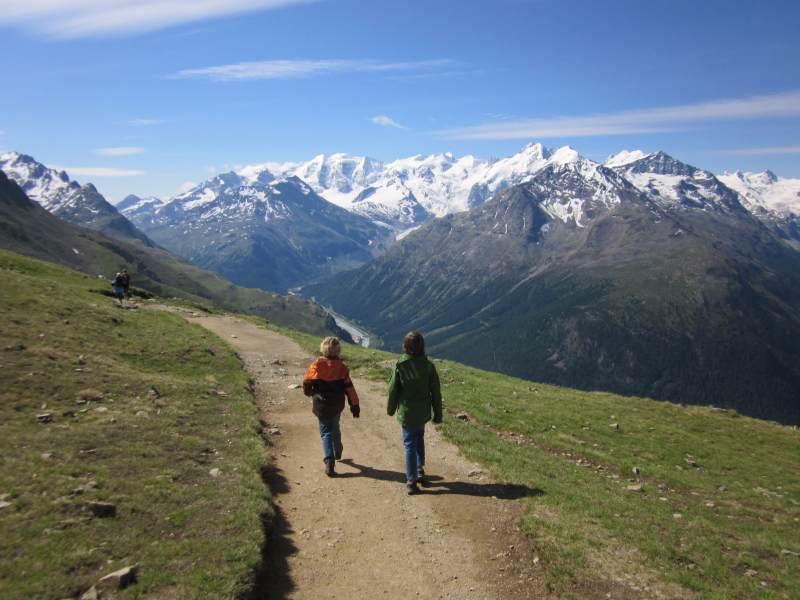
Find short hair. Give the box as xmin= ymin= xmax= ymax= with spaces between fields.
xmin=320 ymin=336 xmax=341 ymax=359
xmin=402 ymin=331 xmax=425 ymax=356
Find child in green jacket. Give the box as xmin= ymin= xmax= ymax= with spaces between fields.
xmin=387 ymin=331 xmax=443 ymax=495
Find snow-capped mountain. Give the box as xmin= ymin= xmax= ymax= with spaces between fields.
xmin=605 ymin=150 xmax=800 ymax=244
xmin=125 ymin=170 xmax=390 ymax=292
xmin=0 ymin=151 xmax=151 ymax=243
xmin=349 ymin=182 xmax=432 ymax=230
xmin=237 ymin=143 xmax=800 ymax=236
xmin=0 ymin=151 xmax=76 ymax=211
xmin=238 ymin=143 xmax=581 ymax=230
xmin=242 ymin=154 xmax=383 ymax=206
xmin=116 ymin=194 xmax=167 ymax=227
xmin=503 ymin=150 xmax=637 ymax=228
xmin=717 ymin=170 xmax=800 ymax=215
xmin=717 ymin=170 xmax=800 ymax=245
xmin=607 ymin=150 xmax=747 ymax=215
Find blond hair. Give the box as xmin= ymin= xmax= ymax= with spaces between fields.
xmin=320 ymin=336 xmax=341 ymax=359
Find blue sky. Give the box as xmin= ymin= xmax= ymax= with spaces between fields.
xmin=1 ymin=0 xmax=799 ymax=201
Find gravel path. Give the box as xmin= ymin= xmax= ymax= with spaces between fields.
xmin=190 ymin=313 xmax=545 ymax=600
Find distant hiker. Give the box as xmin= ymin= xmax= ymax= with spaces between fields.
xmin=112 ymin=269 xmax=128 ymax=306
xmin=302 ymin=337 xmax=361 ymax=477
xmin=387 ymin=331 xmax=443 ymax=495
xmin=120 ymin=269 xmax=131 ymax=301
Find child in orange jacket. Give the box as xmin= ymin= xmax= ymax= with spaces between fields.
xmin=302 ymin=337 xmax=360 ymax=476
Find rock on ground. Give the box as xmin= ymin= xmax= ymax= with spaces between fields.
xmin=98 ymin=565 xmax=138 ymax=591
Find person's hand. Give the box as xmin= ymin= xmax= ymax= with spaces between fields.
xmin=350 ymin=405 xmax=360 ymax=418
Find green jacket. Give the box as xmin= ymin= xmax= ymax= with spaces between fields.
xmin=387 ymin=353 xmax=443 ymax=428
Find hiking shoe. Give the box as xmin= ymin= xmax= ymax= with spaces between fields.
xmin=406 ymin=482 xmax=421 ymax=495
xmin=324 ymin=459 xmax=336 ymax=477
xmin=335 ymin=444 xmax=343 ymax=461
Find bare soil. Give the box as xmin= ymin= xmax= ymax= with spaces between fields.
xmin=190 ymin=313 xmax=547 ymax=600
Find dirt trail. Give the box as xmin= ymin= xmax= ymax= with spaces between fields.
xmin=188 ymin=313 xmax=545 ymax=600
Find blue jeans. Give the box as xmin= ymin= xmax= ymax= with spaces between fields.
xmin=318 ymin=414 xmax=342 ymax=461
xmin=402 ymin=425 xmax=425 ymax=483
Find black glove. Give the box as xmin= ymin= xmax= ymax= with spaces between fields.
xmin=350 ymin=405 xmax=360 ymax=418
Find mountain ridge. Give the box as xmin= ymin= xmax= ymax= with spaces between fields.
xmin=220 ymin=144 xmax=800 ymax=239
xmin=0 ymin=151 xmax=153 ymax=245
xmin=121 ymin=170 xmax=392 ymax=292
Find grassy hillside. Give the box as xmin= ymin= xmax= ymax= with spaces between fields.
xmin=0 ymin=170 xmax=346 ymax=340
xmin=0 ymin=250 xmax=271 ymax=599
xmin=269 ymin=323 xmax=800 ymax=599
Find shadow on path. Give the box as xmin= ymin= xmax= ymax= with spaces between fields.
xmin=239 ymin=464 xmax=297 ymax=600
xmin=338 ymin=459 xmax=544 ymax=500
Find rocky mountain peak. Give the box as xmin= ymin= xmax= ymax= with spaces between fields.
xmin=624 ymin=151 xmax=697 ymax=176
xmin=519 ymin=142 xmax=550 ymax=160
xmin=752 ymin=170 xmax=779 ymax=185
xmin=117 ymin=194 xmax=142 ymax=211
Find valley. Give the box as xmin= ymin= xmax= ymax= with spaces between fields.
xmin=323 ymin=307 xmax=372 ymax=347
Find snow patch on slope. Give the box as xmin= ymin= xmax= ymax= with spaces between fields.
xmin=604 ymin=149 xmax=648 ymax=168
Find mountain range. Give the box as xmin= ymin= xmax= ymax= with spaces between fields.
xmin=247 ymin=143 xmax=575 ymax=227
xmin=119 ymin=144 xmax=800 ymax=245
xmin=4 ymin=144 xmax=800 ymax=423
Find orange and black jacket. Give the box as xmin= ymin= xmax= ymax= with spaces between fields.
xmin=302 ymin=357 xmax=360 ymax=418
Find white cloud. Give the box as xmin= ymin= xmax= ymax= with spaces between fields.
xmin=439 ymin=91 xmax=800 ymax=140
xmin=719 ymin=146 xmax=800 ymax=156
xmin=172 ymin=58 xmax=453 ymax=81
xmin=178 ymin=180 xmax=198 ymax=193
xmin=370 ymin=115 xmax=406 ymax=129
xmin=0 ymin=0 xmax=317 ymax=38
xmin=127 ymin=118 xmax=165 ymax=126
xmin=95 ymin=146 xmax=144 ymax=156
xmin=52 ymin=166 xmax=146 ymax=177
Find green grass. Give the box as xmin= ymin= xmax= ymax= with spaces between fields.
xmin=261 ymin=320 xmax=800 ymax=599
xmin=0 ymin=250 xmax=270 ymax=600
